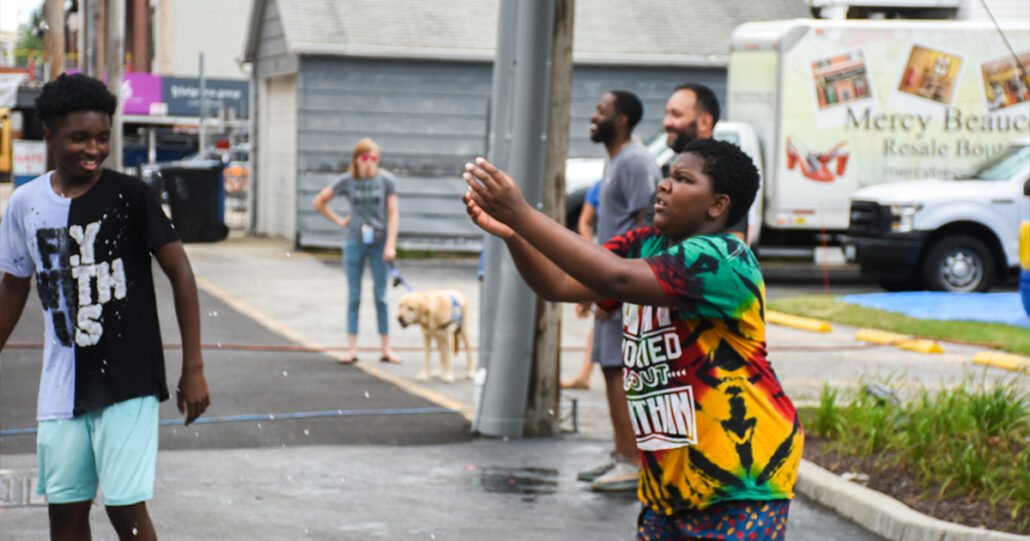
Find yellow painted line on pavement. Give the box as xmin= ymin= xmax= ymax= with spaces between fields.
xmin=195 ymin=276 xmax=311 ymax=346
xmin=766 ymin=310 xmax=833 ymax=333
xmin=855 ymin=329 xmax=943 ymax=354
xmin=972 ymin=351 xmax=1030 ymax=374
xmin=194 ymin=276 xmax=473 ymax=419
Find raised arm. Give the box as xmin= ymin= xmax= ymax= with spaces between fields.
xmin=0 ymin=274 xmax=31 ymax=351
xmin=464 ymin=158 xmax=670 ymax=307
xmin=465 ymin=195 xmax=598 ymax=303
xmin=153 ymin=241 xmax=210 ymax=425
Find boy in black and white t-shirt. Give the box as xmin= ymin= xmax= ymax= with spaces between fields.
xmin=0 ymin=73 xmax=210 ymax=540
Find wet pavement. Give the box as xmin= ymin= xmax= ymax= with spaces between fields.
xmin=4 ymin=234 xmax=1017 ymax=539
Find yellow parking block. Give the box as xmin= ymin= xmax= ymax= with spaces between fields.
xmin=856 ymin=328 xmax=943 ymax=354
xmin=766 ymin=310 xmax=833 ymax=332
xmin=973 ymin=351 xmax=1030 ymax=374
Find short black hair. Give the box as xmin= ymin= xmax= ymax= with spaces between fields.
xmin=35 ymin=73 xmax=117 ymax=131
xmin=674 ymin=83 xmax=720 ymax=126
xmin=610 ymin=90 xmax=644 ymax=131
xmin=680 ymin=138 xmax=757 ymax=227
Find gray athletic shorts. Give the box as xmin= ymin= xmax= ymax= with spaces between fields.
xmin=591 ymin=310 xmax=624 ymax=368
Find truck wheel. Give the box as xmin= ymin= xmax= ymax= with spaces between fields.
xmin=920 ymin=235 xmax=994 ymax=293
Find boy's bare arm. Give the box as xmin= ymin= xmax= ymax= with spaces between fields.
xmin=465 ymin=193 xmax=595 ymax=301
xmin=153 ymin=242 xmax=210 ymax=425
xmin=464 ymin=158 xmax=670 ymax=307
xmin=0 ymin=274 xmax=31 ymax=350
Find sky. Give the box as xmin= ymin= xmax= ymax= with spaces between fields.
xmin=0 ymin=0 xmax=42 ymax=33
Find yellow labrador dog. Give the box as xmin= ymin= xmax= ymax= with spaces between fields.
xmin=397 ymin=290 xmax=474 ymax=383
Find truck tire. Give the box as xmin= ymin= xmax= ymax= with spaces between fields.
xmin=920 ymin=235 xmax=994 ymax=293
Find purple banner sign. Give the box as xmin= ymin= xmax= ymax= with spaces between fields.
xmin=120 ymin=73 xmax=164 ymax=115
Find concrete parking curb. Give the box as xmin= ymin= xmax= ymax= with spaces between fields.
xmin=855 ymin=328 xmax=944 ymax=353
xmin=796 ymin=460 xmax=1027 ymax=541
xmin=972 ymin=351 xmax=1030 ymax=374
xmin=767 ymin=310 xmax=833 ymax=332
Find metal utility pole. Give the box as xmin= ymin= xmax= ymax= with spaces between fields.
xmin=45 ymin=0 xmax=65 ymax=80
xmin=198 ymin=53 xmax=206 ymax=154
xmin=475 ymin=0 xmax=574 ymax=438
xmin=92 ymin=0 xmax=106 ymax=78
xmin=105 ymin=0 xmax=125 ymax=171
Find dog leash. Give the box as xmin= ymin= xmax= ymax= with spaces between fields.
xmin=389 ymin=263 xmax=415 ymax=292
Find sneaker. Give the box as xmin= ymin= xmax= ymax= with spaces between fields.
xmin=591 ymin=457 xmax=639 ymax=492
xmin=576 ymin=452 xmax=616 ymax=482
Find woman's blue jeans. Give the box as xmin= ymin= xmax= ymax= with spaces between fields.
xmin=343 ymin=239 xmax=389 ymax=336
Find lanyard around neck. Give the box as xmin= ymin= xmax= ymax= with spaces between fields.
xmin=356 ymin=177 xmax=376 ymax=222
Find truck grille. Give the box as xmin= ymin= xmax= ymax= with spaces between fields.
xmin=848 ymin=200 xmax=891 ymax=236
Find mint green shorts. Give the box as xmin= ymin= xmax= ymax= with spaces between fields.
xmin=36 ymin=395 xmax=159 ymax=506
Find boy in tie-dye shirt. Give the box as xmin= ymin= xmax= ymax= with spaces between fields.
xmin=463 ymin=138 xmax=802 ymax=540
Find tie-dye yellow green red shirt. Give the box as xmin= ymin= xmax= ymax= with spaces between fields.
xmin=602 ymin=227 xmax=803 ymax=514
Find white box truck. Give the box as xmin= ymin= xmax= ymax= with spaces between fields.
xmin=724 ymin=19 xmax=1029 ymax=258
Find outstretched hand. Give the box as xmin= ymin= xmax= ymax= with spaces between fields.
xmin=463 ymin=193 xmax=516 ymax=239
xmin=462 ymin=158 xmax=530 ymax=234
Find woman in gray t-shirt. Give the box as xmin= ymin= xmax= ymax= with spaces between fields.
xmin=313 ymin=138 xmax=402 ymax=364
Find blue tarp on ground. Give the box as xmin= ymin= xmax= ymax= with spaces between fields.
xmin=838 ymin=292 xmax=1030 ymax=328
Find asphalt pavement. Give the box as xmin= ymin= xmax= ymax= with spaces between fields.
xmin=1 ymin=235 xmax=1023 ymax=540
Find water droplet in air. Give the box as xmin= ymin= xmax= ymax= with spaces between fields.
xmin=364 ymin=390 xmax=370 ymax=398
xmin=303 ymin=429 xmax=310 ymax=435
xmin=132 ymin=527 xmax=138 ymax=535
xmin=216 ymin=342 xmax=222 ymax=348
xmin=282 ymin=370 xmax=288 ymax=377
xmin=256 ymin=423 xmax=262 ymax=428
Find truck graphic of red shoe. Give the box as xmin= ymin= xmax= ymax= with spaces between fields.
xmin=786 ymin=137 xmax=849 ymax=182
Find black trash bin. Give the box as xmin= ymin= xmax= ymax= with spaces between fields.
xmin=162 ymin=162 xmax=228 ymax=243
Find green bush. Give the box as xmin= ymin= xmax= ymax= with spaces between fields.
xmin=801 ymin=377 xmax=1030 ymax=529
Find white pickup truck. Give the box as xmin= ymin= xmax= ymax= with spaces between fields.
xmin=843 ymin=139 xmax=1030 ymax=292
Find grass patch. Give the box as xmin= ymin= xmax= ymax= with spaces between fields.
xmin=768 ymin=295 xmax=1030 ymax=357
xmin=800 ymin=378 xmax=1030 ymax=531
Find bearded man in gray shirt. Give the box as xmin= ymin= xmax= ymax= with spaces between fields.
xmin=576 ymin=90 xmax=661 ymax=492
